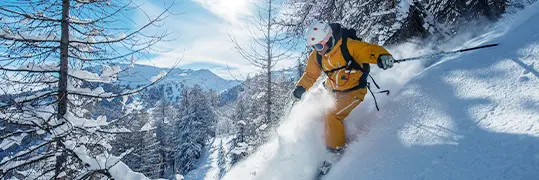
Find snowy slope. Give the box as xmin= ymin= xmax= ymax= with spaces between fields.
xmin=184 ymin=136 xmax=236 ymax=180
xmin=223 ymin=2 xmax=539 ymax=180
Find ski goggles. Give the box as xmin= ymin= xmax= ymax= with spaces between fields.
xmin=311 ymin=34 xmax=333 ymax=51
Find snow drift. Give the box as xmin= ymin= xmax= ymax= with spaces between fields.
xmin=223 ymin=1 xmax=539 ymax=180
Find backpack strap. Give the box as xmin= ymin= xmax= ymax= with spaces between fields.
xmin=315 ymin=28 xmax=390 ymax=112
xmin=313 ymin=25 xmax=391 ymax=112
xmin=339 ymin=33 xmax=370 ymax=89
xmin=366 ymin=79 xmax=391 ymax=111
xmin=316 ymin=53 xmax=322 ymax=69
xmin=339 ymin=33 xmax=361 ymax=71
xmin=315 ymin=30 xmax=370 ymax=88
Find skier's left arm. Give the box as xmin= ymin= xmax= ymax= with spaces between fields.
xmin=293 ymin=52 xmax=322 ymax=99
xmin=349 ymin=41 xmax=395 ymax=70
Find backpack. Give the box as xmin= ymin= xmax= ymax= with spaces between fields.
xmin=316 ymin=23 xmax=389 ymax=111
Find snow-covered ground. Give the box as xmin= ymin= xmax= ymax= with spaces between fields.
xmin=223 ymin=2 xmax=539 ymax=180
xmin=184 ymin=136 xmax=236 ymax=180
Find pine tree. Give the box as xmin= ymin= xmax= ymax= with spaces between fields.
xmin=111 ymin=111 xmax=147 ymax=173
xmin=217 ymin=140 xmax=227 ymax=179
xmin=111 ymin=109 xmax=167 ymax=178
xmin=280 ymin=0 xmax=507 ymax=45
xmin=0 ymin=0 xmax=174 ymax=178
xmin=140 ymin=128 xmax=164 ymax=178
xmin=230 ymin=0 xmax=298 ymax=127
xmin=173 ymin=85 xmax=216 ymax=174
xmin=226 ymin=73 xmax=294 ymax=161
xmin=152 ymin=86 xmax=179 ymax=177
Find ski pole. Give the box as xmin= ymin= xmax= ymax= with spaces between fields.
xmin=394 ymin=43 xmax=499 ymax=63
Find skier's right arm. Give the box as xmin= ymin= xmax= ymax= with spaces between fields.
xmin=295 ymin=52 xmax=322 ymax=91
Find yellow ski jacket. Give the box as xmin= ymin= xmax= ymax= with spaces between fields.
xmin=296 ymin=38 xmax=391 ymax=91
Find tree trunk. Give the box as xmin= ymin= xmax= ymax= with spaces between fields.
xmin=160 ymin=91 xmax=166 ymax=177
xmin=265 ymin=0 xmax=273 ymax=124
xmin=55 ymin=0 xmax=70 ymax=177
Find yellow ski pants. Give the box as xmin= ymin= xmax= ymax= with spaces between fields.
xmin=325 ymin=87 xmax=368 ymax=150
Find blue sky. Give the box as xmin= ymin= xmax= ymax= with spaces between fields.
xmin=133 ymin=0 xmax=299 ymax=80
xmin=0 ymin=0 xmax=300 ymax=80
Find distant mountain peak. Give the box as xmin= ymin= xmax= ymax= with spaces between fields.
xmin=117 ymin=64 xmax=240 ymax=93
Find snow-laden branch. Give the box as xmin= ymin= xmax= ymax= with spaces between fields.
xmin=0 ymin=153 xmax=55 ymax=176
xmin=0 ymin=129 xmax=36 ymax=143
xmin=96 ymin=127 xmax=132 ymax=134
xmin=0 ymin=141 xmax=52 ymax=166
xmin=68 ymin=86 xmax=113 ymax=97
xmin=25 ymin=62 xmax=57 ymax=73
xmin=1 ymin=105 xmax=56 ymax=130
xmin=50 ymin=113 xmax=111 ymax=138
xmin=150 ymin=70 xmax=167 ymax=83
xmin=74 ymin=0 xmax=110 ymax=5
xmin=70 ymin=15 xmax=92 ymax=24
xmin=65 ymin=112 xmax=109 ymax=129
xmin=69 ymin=70 xmax=169 ymax=98
xmin=64 ymin=142 xmax=150 ymax=180
xmin=68 ymin=65 xmax=121 ymax=83
xmin=0 ymin=91 xmax=58 ymax=110
xmin=0 ymin=62 xmax=59 ymax=73
xmin=14 ymin=91 xmax=56 ymax=103
xmin=0 ymin=132 xmax=27 ymax=150
xmin=0 ymin=31 xmax=60 ymax=43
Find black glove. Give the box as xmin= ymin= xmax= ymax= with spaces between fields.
xmin=377 ymin=55 xmax=395 ymax=70
xmin=292 ymin=86 xmax=306 ymax=99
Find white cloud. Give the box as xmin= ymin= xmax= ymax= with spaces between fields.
xmin=132 ymin=0 xmax=298 ymax=80
xmin=134 ymin=15 xmax=259 ymax=79
xmin=191 ymin=0 xmax=252 ymax=23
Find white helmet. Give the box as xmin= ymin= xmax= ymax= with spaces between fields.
xmin=305 ymin=21 xmax=332 ymax=46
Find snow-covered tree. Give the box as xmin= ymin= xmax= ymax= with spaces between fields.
xmin=227 ymin=73 xmax=294 ymax=161
xmin=281 ymin=0 xmax=507 ymax=45
xmin=152 ymin=90 xmax=179 ymax=178
xmin=217 ymin=140 xmax=227 ymax=179
xmin=173 ymin=85 xmax=217 ymax=174
xmin=0 ymin=0 xmax=174 ymax=179
xmin=110 ymin=110 xmax=148 ymax=174
xmin=110 ymin=110 xmax=164 ymax=178
xmin=229 ymin=0 xmax=298 ymax=126
xmin=139 ymin=127 xmax=163 ymax=179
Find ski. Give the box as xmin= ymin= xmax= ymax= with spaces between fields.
xmin=315 ymin=150 xmax=343 ymax=180
xmin=315 ymin=160 xmax=333 ymax=180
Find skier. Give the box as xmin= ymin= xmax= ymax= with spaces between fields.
xmin=292 ymin=21 xmax=395 ymax=174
